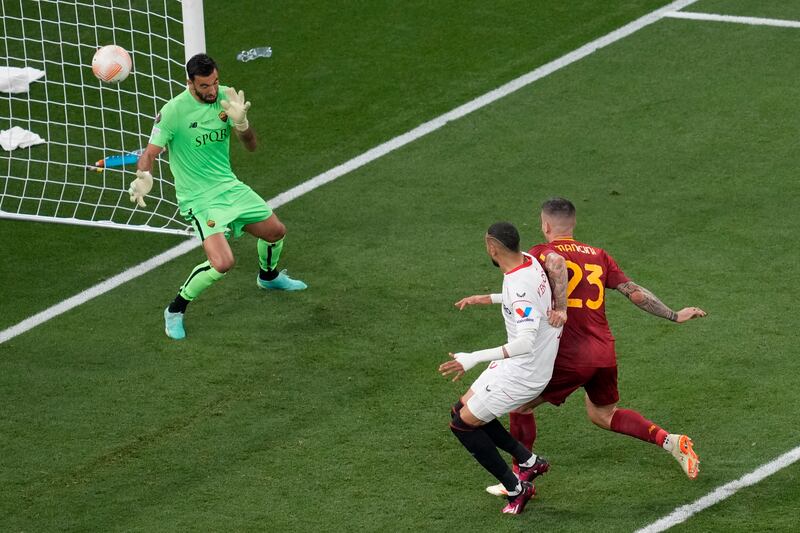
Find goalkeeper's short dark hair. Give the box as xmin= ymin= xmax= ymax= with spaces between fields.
xmin=487 ymin=222 xmax=520 ymax=252
xmin=186 ymin=53 xmax=217 ymax=80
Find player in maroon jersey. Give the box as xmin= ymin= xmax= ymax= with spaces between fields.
xmin=483 ymin=198 xmax=706 ymax=496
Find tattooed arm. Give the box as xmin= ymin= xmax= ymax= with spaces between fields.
xmin=543 ymin=252 xmax=568 ymax=327
xmin=615 ymin=281 xmax=707 ymax=323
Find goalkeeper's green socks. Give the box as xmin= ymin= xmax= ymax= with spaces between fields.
xmin=168 ymin=260 xmax=226 ymax=312
xmin=257 ymin=237 xmax=284 ymax=281
xmin=166 ymin=238 xmax=288 ymax=313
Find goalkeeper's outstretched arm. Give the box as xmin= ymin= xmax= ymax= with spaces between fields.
xmin=236 ymin=125 xmax=257 ymax=152
xmin=128 ymin=143 xmax=162 ymax=208
xmin=136 ymin=143 xmax=161 ymax=173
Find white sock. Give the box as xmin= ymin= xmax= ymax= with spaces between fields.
xmin=519 ymin=454 xmax=538 ymax=468
xmin=506 ymin=482 xmax=523 ymax=497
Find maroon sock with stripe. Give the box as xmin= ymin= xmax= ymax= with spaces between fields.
xmin=610 ymin=408 xmax=667 ymax=447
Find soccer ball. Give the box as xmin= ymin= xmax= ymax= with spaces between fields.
xmin=91 ymin=45 xmax=132 ymax=83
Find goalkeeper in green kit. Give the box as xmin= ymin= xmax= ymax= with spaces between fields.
xmin=129 ymin=53 xmax=306 ymax=340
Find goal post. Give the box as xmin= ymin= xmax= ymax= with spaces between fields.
xmin=0 ymin=0 xmax=206 ymax=236
xmin=182 ymin=0 xmax=206 ymax=63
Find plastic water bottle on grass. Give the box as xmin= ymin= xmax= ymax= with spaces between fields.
xmin=236 ymin=47 xmax=272 ymax=62
xmin=92 ymin=147 xmax=144 ymax=171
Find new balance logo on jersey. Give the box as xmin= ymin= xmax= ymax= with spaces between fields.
xmin=515 ymin=307 xmax=532 ymax=318
xmin=195 ymin=127 xmax=229 ymax=147
xmin=189 ymin=122 xmax=198 ymax=128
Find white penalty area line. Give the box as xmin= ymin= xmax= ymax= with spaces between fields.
xmin=0 ymin=0 xmax=699 ymax=345
xmin=636 ymin=444 xmax=800 ymax=532
xmin=665 ymin=11 xmax=800 ymax=29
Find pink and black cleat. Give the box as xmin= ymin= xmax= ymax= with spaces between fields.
xmin=518 ymin=455 xmax=550 ymax=483
xmin=501 ymin=481 xmax=536 ymax=515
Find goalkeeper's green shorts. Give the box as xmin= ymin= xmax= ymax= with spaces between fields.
xmin=183 ymin=183 xmax=272 ymax=241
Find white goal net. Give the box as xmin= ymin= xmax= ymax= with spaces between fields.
xmin=0 ymin=0 xmax=205 ymax=235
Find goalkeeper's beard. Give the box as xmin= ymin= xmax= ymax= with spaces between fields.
xmin=189 ymin=83 xmax=218 ymax=104
xmin=198 ymin=92 xmax=217 ymax=103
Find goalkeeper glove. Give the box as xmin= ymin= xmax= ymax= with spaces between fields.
xmin=221 ymin=87 xmax=251 ymax=132
xmin=128 ymin=170 xmax=153 ymax=208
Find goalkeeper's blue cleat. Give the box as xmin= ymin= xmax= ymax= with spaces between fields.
xmin=256 ymin=270 xmax=307 ymax=291
xmin=164 ymin=307 xmax=186 ymax=340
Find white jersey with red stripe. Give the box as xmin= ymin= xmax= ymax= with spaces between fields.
xmin=493 ymin=253 xmax=560 ymax=390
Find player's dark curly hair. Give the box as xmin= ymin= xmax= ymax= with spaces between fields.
xmin=487 ymin=222 xmax=520 ymax=252
xmin=541 ymin=197 xmax=576 ymax=218
xmin=186 ymin=53 xmax=217 ymax=80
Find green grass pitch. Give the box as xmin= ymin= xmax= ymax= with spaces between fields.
xmin=1 ymin=0 xmax=799 ymax=531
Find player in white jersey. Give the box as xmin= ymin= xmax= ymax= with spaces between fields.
xmin=439 ymin=222 xmax=563 ymax=515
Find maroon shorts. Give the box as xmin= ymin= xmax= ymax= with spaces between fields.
xmin=540 ymin=365 xmax=619 ymax=407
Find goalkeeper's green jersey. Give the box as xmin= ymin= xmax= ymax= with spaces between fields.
xmin=149 ymin=86 xmax=241 ymax=212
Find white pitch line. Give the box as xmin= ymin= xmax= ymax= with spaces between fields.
xmin=665 ymin=11 xmax=800 ymax=28
xmin=271 ymin=0 xmax=699 ymax=208
xmin=636 ymin=444 xmax=800 ymax=532
xmin=0 ymin=0 xmax=699 ymax=345
xmin=0 ymin=239 xmax=200 ymax=344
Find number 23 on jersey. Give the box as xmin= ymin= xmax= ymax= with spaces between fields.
xmin=540 ymin=254 xmax=605 ymax=310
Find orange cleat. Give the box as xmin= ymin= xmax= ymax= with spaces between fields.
xmin=667 ymin=434 xmax=700 ymax=479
